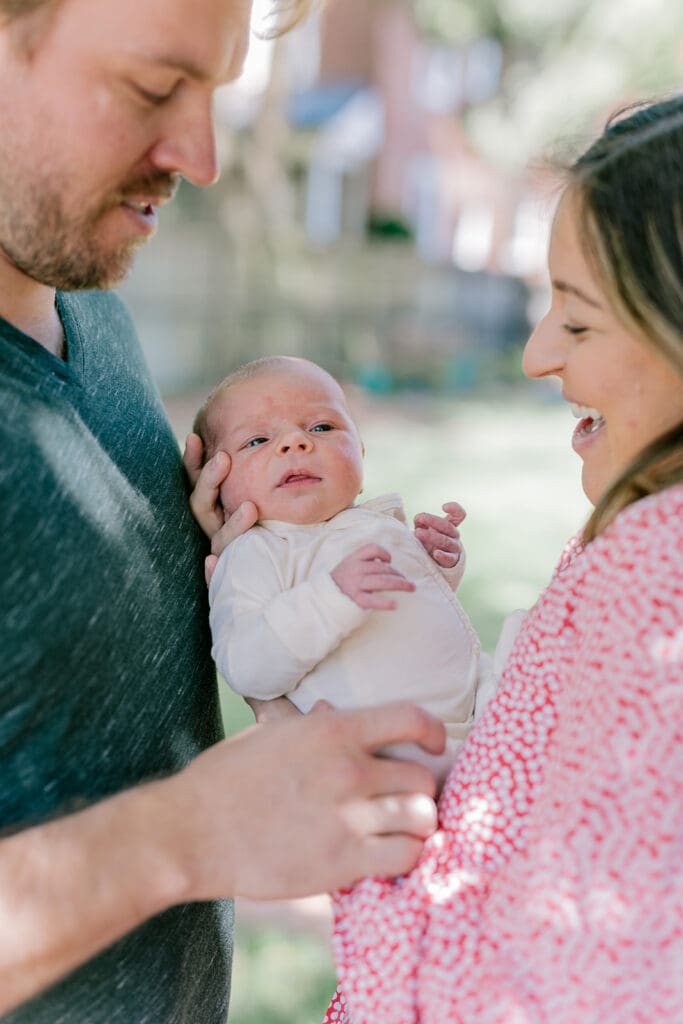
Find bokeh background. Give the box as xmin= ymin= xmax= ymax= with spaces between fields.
xmin=121 ymin=1 xmax=682 ymax=1019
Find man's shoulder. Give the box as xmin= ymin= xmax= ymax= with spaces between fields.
xmin=59 ymin=289 xmax=138 ymax=347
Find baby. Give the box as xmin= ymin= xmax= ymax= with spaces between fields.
xmin=194 ymin=355 xmax=487 ymax=785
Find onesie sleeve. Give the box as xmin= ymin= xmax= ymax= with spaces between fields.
xmin=474 ymin=608 xmax=527 ymax=720
xmin=435 ymin=545 xmax=465 ymax=591
xmin=209 ymin=533 xmax=369 ymax=700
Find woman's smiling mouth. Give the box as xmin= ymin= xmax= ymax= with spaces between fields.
xmin=571 ymin=403 xmax=606 ymax=451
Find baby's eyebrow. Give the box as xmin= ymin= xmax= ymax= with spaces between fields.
xmin=229 ymin=419 xmax=270 ymax=437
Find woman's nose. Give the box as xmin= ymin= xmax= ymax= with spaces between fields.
xmin=522 ymin=313 xmax=565 ymax=380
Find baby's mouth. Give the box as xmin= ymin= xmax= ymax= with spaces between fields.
xmin=277 ymin=470 xmax=322 ymax=487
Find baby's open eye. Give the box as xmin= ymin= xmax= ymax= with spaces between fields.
xmin=243 ymin=436 xmax=269 ymax=449
xmin=311 ymin=423 xmax=333 ymax=433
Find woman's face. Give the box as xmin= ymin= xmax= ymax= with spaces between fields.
xmin=523 ymin=192 xmax=683 ymax=505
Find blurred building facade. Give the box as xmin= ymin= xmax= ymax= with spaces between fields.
xmin=123 ymin=0 xmax=683 ymax=396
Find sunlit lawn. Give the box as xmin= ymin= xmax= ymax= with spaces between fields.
xmin=221 ymin=385 xmax=590 ymax=1024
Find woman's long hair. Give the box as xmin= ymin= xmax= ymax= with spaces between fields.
xmin=566 ymin=96 xmax=683 ymax=541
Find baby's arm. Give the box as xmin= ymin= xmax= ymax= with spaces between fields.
xmin=210 ymin=539 xmax=415 ymax=702
xmin=413 ymin=502 xmax=466 ymax=590
xmin=209 ymin=539 xmax=366 ymax=701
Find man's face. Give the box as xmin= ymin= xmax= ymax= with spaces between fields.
xmin=0 ymin=0 xmax=252 ymax=289
xmin=210 ymin=363 xmax=365 ymax=525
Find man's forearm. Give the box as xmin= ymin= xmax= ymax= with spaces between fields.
xmin=0 ymin=705 xmax=446 ymax=1015
xmin=0 ymin=777 xmax=186 ymax=1014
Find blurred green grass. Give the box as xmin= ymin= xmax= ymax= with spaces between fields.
xmin=221 ymin=389 xmax=590 ymax=1024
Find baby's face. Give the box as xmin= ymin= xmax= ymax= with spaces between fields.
xmin=209 ymin=364 xmax=364 ymax=525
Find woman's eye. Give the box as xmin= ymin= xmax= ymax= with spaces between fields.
xmin=244 ymin=437 xmax=268 ymax=449
xmin=311 ymin=423 xmax=333 ymax=433
xmin=136 ymin=84 xmax=175 ymax=106
xmin=562 ymin=323 xmax=588 ymax=336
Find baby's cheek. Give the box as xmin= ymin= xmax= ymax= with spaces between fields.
xmin=219 ymin=478 xmax=241 ymax=515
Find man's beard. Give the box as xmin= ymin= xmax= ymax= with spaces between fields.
xmin=0 ymin=171 xmax=179 ymax=291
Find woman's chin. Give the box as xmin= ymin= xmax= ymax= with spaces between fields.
xmin=580 ymin=464 xmax=606 ymax=507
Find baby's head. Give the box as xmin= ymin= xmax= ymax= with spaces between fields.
xmin=193 ymin=356 xmax=364 ymax=525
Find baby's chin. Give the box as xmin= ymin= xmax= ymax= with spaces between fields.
xmin=258 ymin=499 xmax=357 ymax=526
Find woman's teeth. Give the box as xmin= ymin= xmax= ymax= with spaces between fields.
xmin=571 ymin=403 xmax=605 ymax=434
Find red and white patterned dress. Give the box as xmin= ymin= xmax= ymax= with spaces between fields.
xmin=326 ymin=485 xmax=683 ymax=1024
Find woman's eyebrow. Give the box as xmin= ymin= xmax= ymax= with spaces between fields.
xmin=553 ymin=279 xmax=603 ymax=309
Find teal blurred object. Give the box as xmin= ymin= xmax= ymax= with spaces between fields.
xmin=353 ymin=362 xmax=395 ymax=394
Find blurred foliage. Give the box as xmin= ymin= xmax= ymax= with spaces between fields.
xmin=229 ymin=923 xmax=335 ymax=1024
xmin=397 ymin=0 xmax=683 ymax=167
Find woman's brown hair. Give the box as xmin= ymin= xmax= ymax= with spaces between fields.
xmin=565 ymin=97 xmax=683 ymax=541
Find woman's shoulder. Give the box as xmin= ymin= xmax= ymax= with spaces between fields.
xmin=551 ymin=485 xmax=682 ymax=597
xmin=605 ymin=484 xmax=683 ymax=548
xmin=584 ymin=484 xmax=683 ymax=599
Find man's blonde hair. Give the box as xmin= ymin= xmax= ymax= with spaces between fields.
xmin=0 ymin=0 xmax=315 ymax=29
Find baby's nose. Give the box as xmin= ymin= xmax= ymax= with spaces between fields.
xmin=278 ymin=430 xmax=313 ymax=453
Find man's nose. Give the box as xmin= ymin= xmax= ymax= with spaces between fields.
xmin=148 ymin=87 xmax=219 ymax=188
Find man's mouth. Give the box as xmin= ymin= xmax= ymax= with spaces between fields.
xmin=571 ymin=403 xmax=606 ymax=439
xmin=277 ymin=470 xmax=322 ymax=487
xmin=118 ymin=174 xmax=180 ymax=217
xmin=122 ymin=199 xmax=157 ymax=217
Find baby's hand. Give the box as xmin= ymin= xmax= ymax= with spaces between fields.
xmin=413 ymin=502 xmax=466 ymax=569
xmin=331 ymin=544 xmax=415 ymax=611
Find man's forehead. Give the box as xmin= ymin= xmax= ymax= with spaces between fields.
xmin=27 ymin=0 xmax=253 ymax=84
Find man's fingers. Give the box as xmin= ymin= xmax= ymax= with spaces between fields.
xmin=210 ymin=501 xmax=259 ymax=557
xmin=204 ymin=554 xmax=218 ymax=586
xmin=348 ymin=703 xmax=447 ymax=757
xmin=188 ymin=450 xmax=231 ymax=538
xmin=361 ymin=833 xmax=429 ymax=880
xmin=183 ymin=432 xmax=204 ymax=487
xmin=343 ymin=792 xmax=437 ymax=843
xmin=367 ymin=756 xmax=438 ymax=800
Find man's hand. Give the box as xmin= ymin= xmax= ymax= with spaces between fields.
xmin=331 ymin=545 xmax=415 ymax=611
xmin=183 ymin=433 xmax=257 ymax=583
xmin=245 ymin=695 xmax=301 ymax=725
xmin=0 ymin=703 xmax=443 ymax=1014
xmin=168 ymin=702 xmax=445 ymax=900
xmin=413 ymin=502 xmax=466 ymax=569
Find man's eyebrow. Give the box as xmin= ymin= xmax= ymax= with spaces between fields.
xmin=553 ymin=279 xmax=603 ymax=309
xmin=141 ymin=54 xmax=213 ymax=82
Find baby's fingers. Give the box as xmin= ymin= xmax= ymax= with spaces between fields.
xmin=414 ymin=513 xmax=459 ymax=538
xmin=442 ymin=501 xmax=466 ymax=525
xmin=430 ymin=548 xmax=460 ymax=569
xmin=415 ymin=524 xmax=460 ymax=554
xmin=353 ymin=544 xmax=392 ymax=564
xmin=361 ymin=572 xmax=415 ymax=594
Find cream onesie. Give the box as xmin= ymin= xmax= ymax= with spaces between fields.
xmin=209 ymin=493 xmax=482 ymax=783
